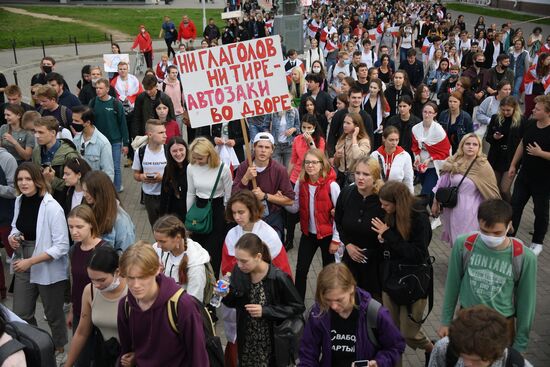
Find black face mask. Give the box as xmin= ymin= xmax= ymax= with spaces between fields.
xmin=43 ymin=66 xmax=53 ymax=74
xmin=71 ymin=123 xmax=85 ymax=133
xmin=475 ymin=61 xmax=485 ymax=68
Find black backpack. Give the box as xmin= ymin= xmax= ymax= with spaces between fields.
xmin=124 ymin=289 xmax=224 ymax=367
xmin=0 ymin=321 xmax=56 ymax=367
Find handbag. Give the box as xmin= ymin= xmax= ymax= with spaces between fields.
xmin=338 ymin=143 xmax=355 ymax=187
xmin=383 ymin=256 xmax=435 ymax=324
xmin=185 ymin=164 xmax=224 ymax=234
xmin=435 ymin=157 xmax=476 ymax=208
xmin=273 ymin=316 xmax=305 ymax=367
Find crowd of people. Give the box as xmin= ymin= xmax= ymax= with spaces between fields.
xmin=0 ymin=0 xmax=548 ymax=366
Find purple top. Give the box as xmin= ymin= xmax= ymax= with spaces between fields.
xmin=434 ymin=173 xmax=483 ymax=247
xmin=299 ymin=287 xmax=405 ymax=367
xmin=70 ymin=240 xmax=106 ymax=318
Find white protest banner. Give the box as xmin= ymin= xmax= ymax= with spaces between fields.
xmin=103 ymin=54 xmax=130 ymax=72
xmin=177 ymin=36 xmax=291 ymax=128
xmin=221 ymin=10 xmax=243 ymax=20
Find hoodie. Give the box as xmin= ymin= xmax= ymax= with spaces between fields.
xmin=161 ymin=78 xmax=184 ymax=115
xmin=117 ymin=274 xmax=209 ymax=367
xmin=153 ymin=239 xmax=211 ymax=302
xmin=299 ymin=287 xmax=405 ymax=367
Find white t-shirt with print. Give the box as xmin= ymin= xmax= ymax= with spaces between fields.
xmin=132 ymin=145 xmax=167 ymax=195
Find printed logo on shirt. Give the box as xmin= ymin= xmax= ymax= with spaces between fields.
xmin=331 ymin=329 xmax=356 ymax=353
xmin=467 ymin=252 xmax=512 ymax=301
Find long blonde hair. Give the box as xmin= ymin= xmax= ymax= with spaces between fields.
xmin=496 ymin=96 xmax=522 ymax=129
xmin=289 ymin=67 xmax=306 ymax=99
xmin=441 ymin=133 xmax=487 ymax=174
xmin=188 ymin=137 xmax=221 ymax=168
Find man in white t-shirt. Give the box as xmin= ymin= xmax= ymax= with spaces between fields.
xmin=132 ymin=119 xmax=167 ymax=227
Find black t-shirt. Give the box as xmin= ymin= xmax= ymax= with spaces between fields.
xmin=330 ymin=307 xmax=359 ymax=367
xmin=519 ymin=120 xmax=550 ymax=190
xmin=16 ymin=193 xmax=43 ymax=241
xmin=357 ymin=80 xmax=370 ymax=95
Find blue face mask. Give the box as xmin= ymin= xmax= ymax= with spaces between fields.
xmin=344 ymin=59 xmax=351 ymax=65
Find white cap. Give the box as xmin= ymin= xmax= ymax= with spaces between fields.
xmin=253 ymin=132 xmax=275 ymax=146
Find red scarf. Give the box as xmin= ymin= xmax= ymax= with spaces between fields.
xmin=376 ymin=145 xmax=404 ymax=179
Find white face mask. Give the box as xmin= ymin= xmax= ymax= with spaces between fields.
xmin=312 ymin=67 xmax=321 ymax=73
xmin=101 ymin=276 xmax=120 ymax=293
xmin=479 ymin=227 xmax=508 ymax=248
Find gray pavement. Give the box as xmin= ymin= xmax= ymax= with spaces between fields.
xmin=0 ymin=4 xmax=549 ymax=366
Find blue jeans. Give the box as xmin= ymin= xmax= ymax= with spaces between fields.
xmin=399 ymin=47 xmax=410 ymax=66
xmin=273 ymin=143 xmax=293 ymax=168
xmin=512 ymin=75 xmax=524 ymax=98
xmin=419 ymin=168 xmax=438 ymax=206
xmin=112 ymin=142 xmax=122 ymax=192
xmin=248 ymin=120 xmax=270 ymax=142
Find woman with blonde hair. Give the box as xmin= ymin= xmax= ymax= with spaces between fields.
xmin=333 ymin=113 xmax=371 ymax=187
xmin=335 ymin=157 xmax=385 ymax=299
xmin=286 ymin=149 xmax=340 ymax=300
xmin=299 ymin=263 xmax=405 ymax=367
xmin=289 ymin=67 xmax=307 ymax=104
xmin=486 ymin=96 xmax=526 ymax=202
xmin=432 ymin=133 xmax=500 ymax=247
xmin=186 ymin=137 xmax=232 ymax=279
xmin=152 ymin=215 xmax=211 ymax=303
xmin=117 ymin=242 xmax=208 ymax=367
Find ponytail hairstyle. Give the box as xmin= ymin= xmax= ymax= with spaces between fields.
xmin=378 ymin=181 xmax=415 ymax=240
xmin=497 ymin=96 xmax=522 ymax=129
xmin=152 ymin=215 xmax=189 ymax=285
xmin=235 ymin=233 xmax=272 ymax=264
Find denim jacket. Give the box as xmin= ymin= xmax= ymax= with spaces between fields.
xmin=266 ymin=107 xmax=301 ymax=144
xmin=102 ymin=204 xmax=136 ymax=253
xmin=73 ymin=128 xmax=114 ymax=181
xmin=427 ymin=70 xmax=450 ymax=94
xmin=509 ymin=49 xmax=529 ymax=78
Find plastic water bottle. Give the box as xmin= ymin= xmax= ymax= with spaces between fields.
xmin=210 ymin=272 xmax=231 ymax=308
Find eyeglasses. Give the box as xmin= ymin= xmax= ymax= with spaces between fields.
xmin=304 ymin=160 xmax=321 ymax=165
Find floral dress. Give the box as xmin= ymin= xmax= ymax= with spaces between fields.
xmin=241 ymin=280 xmax=272 ymax=367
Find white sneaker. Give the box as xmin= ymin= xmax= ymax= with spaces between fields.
xmin=55 ymin=350 xmax=66 ymax=366
xmin=529 ymin=243 xmax=543 ymax=256
xmin=431 ymin=217 xmax=441 ymax=230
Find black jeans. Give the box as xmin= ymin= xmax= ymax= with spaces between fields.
xmin=144 ymin=51 xmax=153 ymax=68
xmin=511 ymin=174 xmax=550 ymax=244
xmin=295 ymin=233 xmax=334 ymax=301
xmin=165 ymin=38 xmax=176 ymax=58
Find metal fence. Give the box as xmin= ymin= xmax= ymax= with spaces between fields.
xmin=3 ymin=33 xmax=114 ymax=64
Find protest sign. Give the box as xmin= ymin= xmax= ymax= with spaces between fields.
xmin=103 ymin=54 xmax=130 ymax=72
xmin=176 ymin=36 xmax=291 ymax=128
xmin=221 ymin=10 xmax=243 ymax=20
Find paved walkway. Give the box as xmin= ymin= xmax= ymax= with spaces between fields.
xmin=0 ymin=4 xmax=549 ymax=366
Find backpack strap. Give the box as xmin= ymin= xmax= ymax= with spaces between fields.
xmin=167 ymin=288 xmax=185 ymax=334
xmin=510 ymin=238 xmax=524 ymax=284
xmin=461 ymin=233 xmax=478 ymax=279
xmin=138 ymin=145 xmax=147 ymax=173
xmin=162 ymin=82 xmax=167 ymax=92
xmin=0 ymin=339 xmax=25 ymax=366
xmin=505 ymin=347 xmax=525 ymax=367
xmin=365 ymin=298 xmax=381 ymax=349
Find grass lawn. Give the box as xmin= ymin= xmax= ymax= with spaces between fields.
xmin=0 ymin=9 xmax=106 ymax=49
xmin=446 ymin=3 xmax=550 ymax=25
xmin=15 ymin=6 xmax=227 ymax=38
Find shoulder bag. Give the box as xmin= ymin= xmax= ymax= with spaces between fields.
xmin=185 ymin=164 xmax=224 ymax=234
xmin=435 ymin=157 xmax=476 ymax=208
